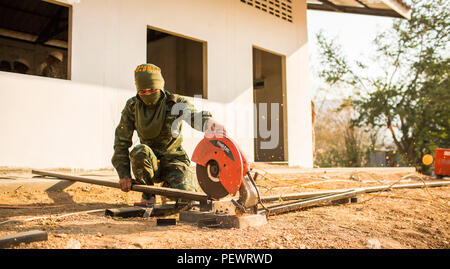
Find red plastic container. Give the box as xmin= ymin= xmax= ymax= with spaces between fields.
xmin=435 ymin=148 xmax=450 ymax=177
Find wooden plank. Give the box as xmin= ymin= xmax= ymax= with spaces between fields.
xmin=0 ymin=230 xmax=48 ymax=248
xmin=380 ymin=0 xmax=412 ymax=19
xmin=318 ymin=0 xmax=344 ymax=11
xmin=32 ymin=169 xmax=209 ymax=202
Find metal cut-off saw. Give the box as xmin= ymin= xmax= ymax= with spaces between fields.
xmin=30 ymin=134 xmax=267 ymax=221
xmin=192 ymin=134 xmax=265 ymax=213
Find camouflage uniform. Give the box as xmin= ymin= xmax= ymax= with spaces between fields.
xmin=111 ymin=89 xmax=212 ymax=196
xmin=41 ymin=63 xmax=62 ymax=78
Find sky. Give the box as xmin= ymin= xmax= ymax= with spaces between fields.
xmin=306 ymin=10 xmax=396 ymax=101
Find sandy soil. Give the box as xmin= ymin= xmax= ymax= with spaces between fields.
xmin=0 ymin=164 xmax=449 ymax=249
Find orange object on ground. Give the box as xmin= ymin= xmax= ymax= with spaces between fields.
xmin=422 ymin=154 xmax=433 ymax=165
xmin=434 ymin=148 xmax=450 ymax=177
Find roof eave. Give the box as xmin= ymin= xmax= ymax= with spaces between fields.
xmin=307 ymin=0 xmax=412 ymax=20
xmin=380 ymin=0 xmax=411 ymax=20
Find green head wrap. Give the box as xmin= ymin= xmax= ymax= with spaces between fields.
xmin=134 ymin=63 xmax=165 ymax=91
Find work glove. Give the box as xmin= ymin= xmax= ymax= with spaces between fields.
xmin=119 ymin=178 xmax=132 ymax=192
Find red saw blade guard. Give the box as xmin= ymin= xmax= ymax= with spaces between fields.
xmin=192 ymin=135 xmax=250 ymax=196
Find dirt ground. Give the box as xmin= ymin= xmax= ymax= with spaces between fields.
xmin=0 ymin=164 xmax=449 ymax=249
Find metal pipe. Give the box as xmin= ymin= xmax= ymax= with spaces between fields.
xmin=261 ymin=190 xmax=358 ymax=215
xmin=259 ymin=181 xmax=450 ymax=215
xmin=260 ymin=181 xmax=450 ymax=203
xmin=32 ymin=169 xmax=209 ymax=202
xmin=260 ymin=189 xmax=350 ymax=203
xmin=33 ymin=169 xmax=450 ymax=210
xmin=363 ymin=181 xmax=450 ymax=192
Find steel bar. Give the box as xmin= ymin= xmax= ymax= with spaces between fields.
xmin=32 ymin=170 xmax=449 ymax=209
xmin=365 ymin=181 xmax=450 ymax=192
xmin=261 ymin=181 xmax=450 ymax=203
xmin=0 ymin=230 xmax=48 ymax=248
xmin=260 ymin=190 xmax=359 ymax=215
xmin=260 ymin=189 xmax=350 ymax=203
xmin=258 ymin=181 xmax=450 ymax=215
xmin=32 ymin=169 xmax=209 ymax=202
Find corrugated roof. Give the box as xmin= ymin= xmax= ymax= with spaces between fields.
xmin=307 ymin=0 xmax=411 ymax=19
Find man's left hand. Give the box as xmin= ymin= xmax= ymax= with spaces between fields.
xmin=205 ymin=119 xmax=226 ymax=138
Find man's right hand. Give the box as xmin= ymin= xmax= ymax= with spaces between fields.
xmin=119 ymin=178 xmax=132 ymax=192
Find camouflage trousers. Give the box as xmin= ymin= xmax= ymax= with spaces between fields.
xmin=129 ymin=144 xmax=198 ymax=200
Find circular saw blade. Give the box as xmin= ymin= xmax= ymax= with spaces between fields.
xmin=196 ymin=164 xmax=229 ymax=199
xmin=192 ymin=136 xmax=245 ymax=196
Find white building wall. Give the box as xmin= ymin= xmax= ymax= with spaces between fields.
xmin=0 ymin=0 xmax=313 ymax=169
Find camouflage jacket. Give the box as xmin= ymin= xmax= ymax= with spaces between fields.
xmin=111 ymin=90 xmax=212 ymax=179
xmin=41 ymin=63 xmax=62 ymax=79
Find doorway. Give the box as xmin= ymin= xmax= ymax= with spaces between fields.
xmin=252 ymin=47 xmax=287 ymax=162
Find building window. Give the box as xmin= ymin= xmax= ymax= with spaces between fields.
xmin=240 ymin=0 xmax=293 ymax=22
xmin=0 ymin=0 xmax=70 ymax=79
xmin=147 ymin=27 xmax=207 ymax=98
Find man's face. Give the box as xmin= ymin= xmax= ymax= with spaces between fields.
xmin=138 ymin=89 xmax=159 ymax=96
xmin=138 ymin=89 xmax=162 ymax=106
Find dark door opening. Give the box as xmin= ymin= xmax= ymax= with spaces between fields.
xmin=253 ymin=47 xmax=286 ymax=162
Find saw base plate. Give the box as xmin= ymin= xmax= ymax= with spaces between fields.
xmin=179 ymin=209 xmax=267 ymax=229
xmin=179 ymin=199 xmax=265 ymax=229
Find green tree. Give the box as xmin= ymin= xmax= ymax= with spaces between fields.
xmin=316 ymin=0 xmax=450 ymax=173
xmin=313 ymin=99 xmax=383 ymax=168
